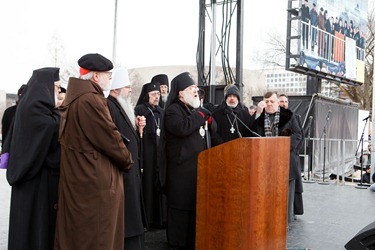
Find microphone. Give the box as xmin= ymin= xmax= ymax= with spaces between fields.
xmin=307 ymin=116 xmax=313 ymax=127
xmin=227 ymin=108 xmax=261 ymax=137
xmin=363 ymin=116 xmax=371 ymax=121
xmin=326 ymin=110 xmax=331 ymax=120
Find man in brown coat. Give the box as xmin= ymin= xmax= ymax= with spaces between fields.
xmin=54 ymin=53 xmax=133 ymax=250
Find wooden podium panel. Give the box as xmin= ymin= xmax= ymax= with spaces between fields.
xmin=196 ymin=137 xmax=290 ymax=250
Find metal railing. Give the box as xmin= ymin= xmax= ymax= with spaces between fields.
xmin=300 ymin=137 xmax=367 ymax=185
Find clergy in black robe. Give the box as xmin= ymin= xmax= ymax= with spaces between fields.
xmin=162 ymin=72 xmax=215 ymax=249
xmin=151 ymin=74 xmax=169 ymax=109
xmin=6 ymin=67 xmax=61 ymax=250
xmin=107 ymin=67 xmax=147 ymax=249
xmin=135 ymin=82 xmax=167 ymax=229
xmin=212 ymin=85 xmax=254 ymax=143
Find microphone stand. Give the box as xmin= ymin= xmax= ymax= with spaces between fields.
xmin=304 ymin=116 xmax=315 ymax=183
xmin=228 ymin=109 xmax=261 ymax=137
xmin=319 ymin=111 xmax=331 ymax=185
xmin=356 ymin=117 xmax=369 ymax=189
xmin=201 ymin=103 xmax=211 ymax=149
xmin=204 ymin=121 xmax=211 ymax=149
xmin=233 ymin=113 xmax=242 ymax=138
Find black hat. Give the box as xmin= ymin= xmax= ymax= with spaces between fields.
xmin=151 ymin=74 xmax=169 ymax=87
xmin=173 ymin=72 xmax=195 ymax=92
xmin=78 ymin=53 xmax=113 ymax=73
xmin=136 ymin=82 xmax=161 ymax=106
xmin=145 ymin=82 xmax=160 ymax=93
xmin=225 ymin=85 xmax=240 ymax=101
xmin=165 ymin=72 xmax=196 ymax=108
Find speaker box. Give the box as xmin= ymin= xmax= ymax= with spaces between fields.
xmin=345 ymin=221 xmax=375 ymax=249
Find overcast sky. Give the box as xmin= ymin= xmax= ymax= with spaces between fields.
xmin=0 ymin=0 xmax=372 ymax=94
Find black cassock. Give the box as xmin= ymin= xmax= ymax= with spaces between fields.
xmin=6 ymin=67 xmax=60 ymax=250
xmin=107 ymin=95 xmax=146 ymax=242
xmin=162 ymin=100 xmax=215 ymax=248
xmin=134 ymin=102 xmax=167 ymax=228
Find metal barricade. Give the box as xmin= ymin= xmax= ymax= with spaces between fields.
xmin=300 ymin=137 xmax=367 ymax=185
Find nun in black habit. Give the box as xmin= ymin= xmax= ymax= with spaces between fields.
xmin=134 ymin=82 xmax=167 ymax=229
xmin=6 ymin=67 xmax=61 ymax=250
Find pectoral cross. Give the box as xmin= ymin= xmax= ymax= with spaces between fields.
xmin=230 ymin=126 xmax=235 ymax=134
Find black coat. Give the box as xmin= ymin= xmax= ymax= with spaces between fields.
xmin=164 ymin=100 xmax=208 ymax=210
xmin=107 ymin=95 xmax=146 ymax=237
xmin=134 ymin=103 xmax=166 ymax=227
xmin=7 ymin=67 xmax=60 ymax=250
xmin=212 ymin=102 xmax=254 ymax=143
xmin=251 ymin=107 xmax=303 ymax=180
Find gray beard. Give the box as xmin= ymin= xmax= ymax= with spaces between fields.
xmin=226 ymin=100 xmax=238 ymax=108
xmin=161 ymin=94 xmax=168 ymax=103
xmin=117 ymin=95 xmax=136 ymax=129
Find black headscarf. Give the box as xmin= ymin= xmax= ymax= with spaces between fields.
xmin=7 ymin=67 xmax=61 ymax=185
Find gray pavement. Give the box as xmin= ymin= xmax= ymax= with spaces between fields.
xmin=1 ymin=169 xmax=375 ymax=250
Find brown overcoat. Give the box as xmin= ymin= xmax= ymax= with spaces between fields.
xmin=54 ymin=77 xmax=133 ymax=250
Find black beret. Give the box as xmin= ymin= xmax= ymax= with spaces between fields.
xmin=144 ymin=82 xmax=160 ymax=93
xmin=78 ymin=53 xmax=113 ymax=72
xmin=151 ymin=74 xmax=169 ymax=86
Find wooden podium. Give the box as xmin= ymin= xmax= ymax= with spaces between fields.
xmin=196 ymin=137 xmax=290 ymax=250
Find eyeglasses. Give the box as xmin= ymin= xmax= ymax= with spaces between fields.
xmin=149 ymin=92 xmax=161 ymax=97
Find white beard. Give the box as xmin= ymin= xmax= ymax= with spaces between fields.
xmin=161 ymin=94 xmax=168 ymax=103
xmin=182 ymin=91 xmax=200 ymax=109
xmin=98 ymin=75 xmax=110 ymax=91
xmin=117 ymin=95 xmax=136 ymax=129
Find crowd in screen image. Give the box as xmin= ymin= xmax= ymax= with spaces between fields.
xmin=300 ymin=0 xmax=366 ymax=76
xmin=2 ymin=52 xmax=312 ymax=250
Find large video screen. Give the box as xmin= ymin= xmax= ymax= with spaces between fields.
xmin=286 ymin=0 xmax=368 ymax=85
